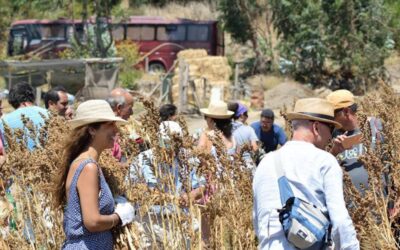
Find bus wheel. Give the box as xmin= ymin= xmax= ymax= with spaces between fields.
xmin=148 ymin=62 xmax=166 ymax=74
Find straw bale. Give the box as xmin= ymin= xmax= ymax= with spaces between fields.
xmin=177 ymin=49 xmax=208 ymax=60
xmin=172 ymin=50 xmax=232 ymax=108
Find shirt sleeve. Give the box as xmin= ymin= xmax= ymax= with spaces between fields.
xmin=249 ymin=127 xmax=259 ymax=142
xmin=322 ymin=157 xmax=360 ymax=250
xmin=131 ymin=150 xmax=157 ymax=188
xmin=276 ymin=126 xmax=287 ymax=145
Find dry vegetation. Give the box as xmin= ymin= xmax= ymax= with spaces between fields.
xmin=0 ymin=97 xmax=256 ymax=249
xmin=0 ymin=83 xmax=399 ymax=249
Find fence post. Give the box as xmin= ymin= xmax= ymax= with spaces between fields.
xmin=179 ymin=59 xmax=189 ymax=113
xmin=234 ymin=63 xmax=240 ymax=100
xmin=35 ymin=87 xmax=41 ymax=106
xmin=145 ymin=57 xmax=149 ymax=73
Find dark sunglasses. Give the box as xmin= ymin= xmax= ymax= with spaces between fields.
xmin=319 ymin=121 xmax=335 ymax=134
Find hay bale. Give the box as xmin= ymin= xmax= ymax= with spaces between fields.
xmin=172 ymin=50 xmax=232 ymax=107
xmin=177 ymin=49 xmax=208 ymax=59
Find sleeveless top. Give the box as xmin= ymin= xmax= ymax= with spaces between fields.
xmin=62 ymin=158 xmax=114 ymax=250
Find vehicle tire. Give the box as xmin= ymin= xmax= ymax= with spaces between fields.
xmin=148 ymin=62 xmax=166 ymax=74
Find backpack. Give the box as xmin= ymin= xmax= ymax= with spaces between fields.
xmin=274 ymin=151 xmax=332 ymax=250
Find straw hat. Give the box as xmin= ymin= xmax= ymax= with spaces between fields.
xmin=326 ymin=89 xmax=355 ymax=110
xmin=69 ymin=99 xmax=127 ymax=129
xmin=200 ymin=100 xmax=234 ymax=119
xmin=286 ymin=98 xmax=342 ymax=128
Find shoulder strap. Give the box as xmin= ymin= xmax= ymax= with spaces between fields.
xmin=274 ymin=151 xmax=295 ymax=205
xmin=369 ymin=117 xmax=384 ymax=150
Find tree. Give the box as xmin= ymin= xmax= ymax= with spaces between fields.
xmin=270 ymin=0 xmax=393 ymax=90
xmin=218 ymin=0 xmax=275 ymax=74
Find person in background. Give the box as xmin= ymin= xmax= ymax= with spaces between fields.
xmin=53 ymin=100 xmax=135 ymax=249
xmin=107 ymin=88 xmax=134 ymax=121
xmin=228 ymin=102 xmax=258 ymax=151
xmin=0 ymin=92 xmax=5 ymax=165
xmin=228 ymin=102 xmax=259 ymax=170
xmin=0 ymin=82 xmax=49 ymax=151
xmin=106 ymin=88 xmax=135 ymax=161
xmin=253 ymin=98 xmax=359 ymax=249
xmin=251 ymin=109 xmax=287 ymax=154
xmin=159 ymin=104 xmax=178 ymax=122
xmin=129 ymin=121 xmax=205 ymax=244
xmin=198 ymin=100 xmax=236 ymax=156
xmin=44 ymin=86 xmax=69 ymax=118
xmin=327 ymin=90 xmax=384 ymax=194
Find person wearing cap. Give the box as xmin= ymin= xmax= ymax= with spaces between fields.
xmin=326 ymin=89 xmax=383 ymax=192
xmin=253 ymin=98 xmax=359 ymax=250
xmin=198 ymin=100 xmax=236 ymax=155
xmin=53 ymin=100 xmax=135 ymax=250
xmin=251 ymin=109 xmax=287 ymax=154
xmin=228 ymin=102 xmax=259 ymax=170
xmin=228 ymin=102 xmax=258 ymax=151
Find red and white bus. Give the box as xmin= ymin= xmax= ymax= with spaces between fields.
xmin=7 ymin=16 xmax=224 ymax=72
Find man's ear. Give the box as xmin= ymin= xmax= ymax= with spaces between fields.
xmin=48 ymin=100 xmax=56 ymax=107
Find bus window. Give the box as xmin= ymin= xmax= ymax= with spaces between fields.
xmin=127 ymin=25 xmax=155 ymax=41
xmin=10 ymin=28 xmax=28 ymax=55
xmin=39 ymin=24 xmax=65 ymax=39
xmin=157 ymin=25 xmax=185 ymax=41
xmin=112 ymin=25 xmax=124 ymax=41
xmin=187 ymin=25 xmax=209 ymax=42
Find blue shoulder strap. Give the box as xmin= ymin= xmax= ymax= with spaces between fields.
xmin=274 ymin=151 xmax=295 ymax=205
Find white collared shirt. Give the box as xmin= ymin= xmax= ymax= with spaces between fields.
xmin=253 ymin=140 xmax=359 ymax=250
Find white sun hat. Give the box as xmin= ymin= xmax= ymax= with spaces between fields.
xmin=69 ymin=99 xmax=127 ymax=129
xmin=200 ymin=100 xmax=234 ymax=119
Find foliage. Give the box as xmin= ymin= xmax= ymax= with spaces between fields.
xmin=116 ymin=41 xmax=142 ymax=90
xmin=218 ymin=0 xmax=274 ymax=74
xmin=218 ymin=0 xmax=255 ymax=44
xmin=384 ymin=0 xmax=400 ymax=50
xmin=270 ymin=0 xmax=393 ymax=90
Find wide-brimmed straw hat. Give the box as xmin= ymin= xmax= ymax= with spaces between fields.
xmin=326 ymin=89 xmax=355 ymax=110
xmin=286 ymin=98 xmax=342 ymax=128
xmin=69 ymin=99 xmax=127 ymax=129
xmin=200 ymin=100 xmax=234 ymax=119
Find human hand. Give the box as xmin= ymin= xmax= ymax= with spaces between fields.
xmin=330 ymin=134 xmax=349 ymax=156
xmin=114 ymin=196 xmax=135 ymax=226
xmin=179 ymin=193 xmax=189 ymax=207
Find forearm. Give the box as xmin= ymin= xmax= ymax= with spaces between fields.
xmin=251 ymin=141 xmax=259 ymax=152
xmin=189 ymin=186 xmax=206 ymax=201
xmin=83 ymin=212 xmax=120 ymax=232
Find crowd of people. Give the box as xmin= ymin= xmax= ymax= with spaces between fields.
xmin=0 ymin=81 xmax=379 ymax=249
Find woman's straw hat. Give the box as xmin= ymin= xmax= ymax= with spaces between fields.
xmin=69 ymin=99 xmax=127 ymax=129
xmin=200 ymin=100 xmax=234 ymax=119
xmin=286 ymin=98 xmax=342 ymax=128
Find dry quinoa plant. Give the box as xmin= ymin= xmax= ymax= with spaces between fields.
xmin=0 ymin=113 xmax=69 ymax=249
xmin=342 ymin=82 xmax=400 ymax=249
xmin=1 ymin=96 xmax=257 ymax=249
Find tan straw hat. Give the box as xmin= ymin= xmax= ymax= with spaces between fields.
xmin=200 ymin=100 xmax=234 ymax=119
xmin=69 ymin=99 xmax=127 ymax=129
xmin=326 ymin=89 xmax=355 ymax=110
xmin=287 ymin=98 xmax=342 ymax=128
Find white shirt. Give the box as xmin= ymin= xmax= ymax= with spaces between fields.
xmin=253 ymin=140 xmax=359 ymax=250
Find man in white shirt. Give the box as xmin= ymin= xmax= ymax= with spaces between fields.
xmin=253 ymin=98 xmax=359 ymax=250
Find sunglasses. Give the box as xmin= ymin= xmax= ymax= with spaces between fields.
xmin=319 ymin=121 xmax=335 ymax=134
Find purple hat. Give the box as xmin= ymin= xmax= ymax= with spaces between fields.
xmin=236 ymin=103 xmax=248 ymax=117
